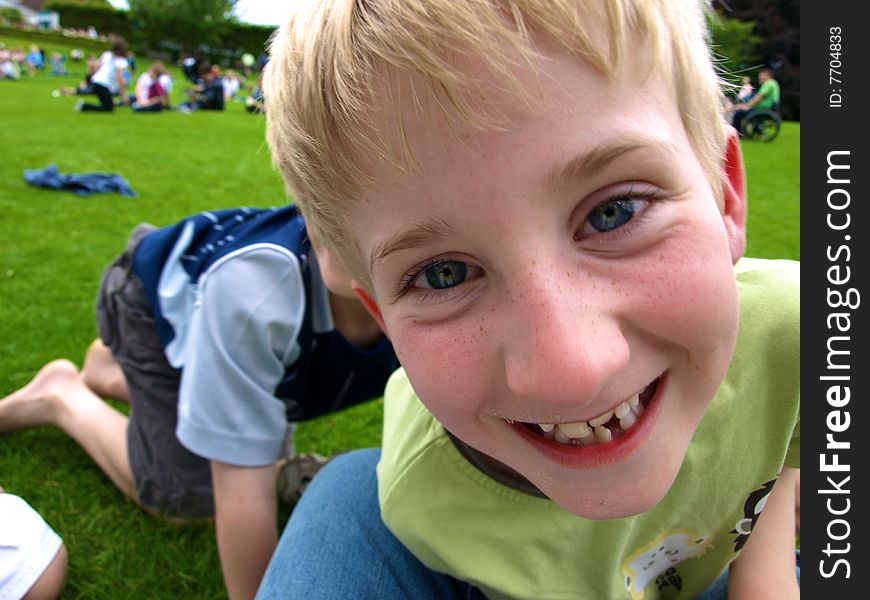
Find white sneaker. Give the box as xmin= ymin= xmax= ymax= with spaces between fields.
xmin=277 ymin=453 xmax=329 ymax=506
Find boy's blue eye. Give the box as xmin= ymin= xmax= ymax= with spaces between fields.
xmin=419 ymin=260 xmax=468 ymax=289
xmin=587 ymin=198 xmax=639 ymax=232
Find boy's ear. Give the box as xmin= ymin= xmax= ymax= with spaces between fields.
xmin=351 ymin=282 xmax=388 ymax=334
xmin=721 ymin=126 xmax=748 ymax=264
xmin=309 ymin=232 xmax=389 ymax=334
xmin=309 ymin=234 xmax=356 ymax=298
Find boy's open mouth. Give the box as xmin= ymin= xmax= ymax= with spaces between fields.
xmin=518 ymin=376 xmax=661 ymax=447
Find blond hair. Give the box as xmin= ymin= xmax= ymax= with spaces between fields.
xmin=265 ymin=0 xmax=727 ymax=286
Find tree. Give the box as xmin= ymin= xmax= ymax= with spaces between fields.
xmin=0 ymin=7 xmax=23 ymax=23
xmin=128 ymin=0 xmax=240 ymax=51
xmin=708 ymin=12 xmax=762 ymax=85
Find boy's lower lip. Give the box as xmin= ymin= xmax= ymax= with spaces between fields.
xmin=509 ymin=373 xmax=666 ymax=470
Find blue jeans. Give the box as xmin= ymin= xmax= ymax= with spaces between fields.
xmin=257 ymin=449 xmax=481 ymax=600
xmin=257 ymin=449 xmax=798 ymax=599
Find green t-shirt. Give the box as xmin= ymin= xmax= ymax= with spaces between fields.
xmin=378 ymin=258 xmax=800 ymax=600
xmin=756 ymin=79 xmax=780 ymax=110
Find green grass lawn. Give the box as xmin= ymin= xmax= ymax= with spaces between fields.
xmin=741 ymin=122 xmax=800 ymax=261
xmin=1 ymin=34 xmax=798 ymax=599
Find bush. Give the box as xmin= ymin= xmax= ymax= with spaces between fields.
xmin=708 ymin=13 xmax=762 ymax=86
xmin=36 ymin=2 xmax=273 ymax=66
xmin=44 ymin=2 xmax=134 ymax=40
xmin=220 ymin=21 xmax=274 ymax=57
xmin=0 ymin=7 xmax=23 ymax=24
xmin=149 ymin=21 xmax=273 ymax=67
xmin=0 ymin=25 xmax=109 ymax=50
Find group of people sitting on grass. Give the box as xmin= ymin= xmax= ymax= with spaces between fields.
xmin=1 ymin=43 xmax=82 ymax=80
xmin=0 ymin=44 xmax=36 ymax=80
xmin=51 ymin=37 xmax=258 ymax=114
xmin=64 ymin=38 xmax=175 ymax=114
xmin=4 ymin=36 xmax=264 ymax=115
xmin=0 ymin=46 xmax=22 ymax=80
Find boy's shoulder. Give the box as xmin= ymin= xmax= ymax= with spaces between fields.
xmin=734 ymin=256 xmax=799 ymax=289
xmin=719 ymin=257 xmax=800 ymax=466
xmin=733 ymin=257 xmax=800 ymax=354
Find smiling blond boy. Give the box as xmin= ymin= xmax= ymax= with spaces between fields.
xmin=258 ymin=0 xmax=800 ymax=598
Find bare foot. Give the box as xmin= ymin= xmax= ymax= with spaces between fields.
xmin=0 ymin=360 xmax=80 ymax=432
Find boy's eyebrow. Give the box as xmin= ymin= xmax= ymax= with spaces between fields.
xmin=370 ymin=138 xmax=677 ymax=272
xmin=370 ymin=217 xmax=455 ymax=272
xmin=546 ymin=137 xmax=678 ymax=190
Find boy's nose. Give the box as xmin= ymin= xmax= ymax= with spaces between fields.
xmin=500 ymin=276 xmax=630 ymax=409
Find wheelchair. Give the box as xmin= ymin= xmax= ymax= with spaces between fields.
xmin=740 ymin=106 xmax=782 ymax=143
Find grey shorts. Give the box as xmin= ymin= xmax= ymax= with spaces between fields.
xmin=96 ymin=224 xmax=215 ymax=519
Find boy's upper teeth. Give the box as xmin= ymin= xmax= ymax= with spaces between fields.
xmin=588 ymin=410 xmax=613 ymax=427
xmin=614 ymin=402 xmax=631 ymax=419
xmin=557 ymin=420 xmax=591 ymax=438
xmin=539 ymin=393 xmax=642 ymax=443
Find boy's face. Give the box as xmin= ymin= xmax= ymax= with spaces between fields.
xmin=349 ymin=40 xmax=746 ymax=518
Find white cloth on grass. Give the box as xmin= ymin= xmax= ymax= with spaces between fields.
xmin=0 ymin=494 xmax=63 ymax=600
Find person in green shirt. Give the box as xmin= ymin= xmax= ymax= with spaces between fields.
xmin=732 ymin=68 xmax=781 ymax=134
